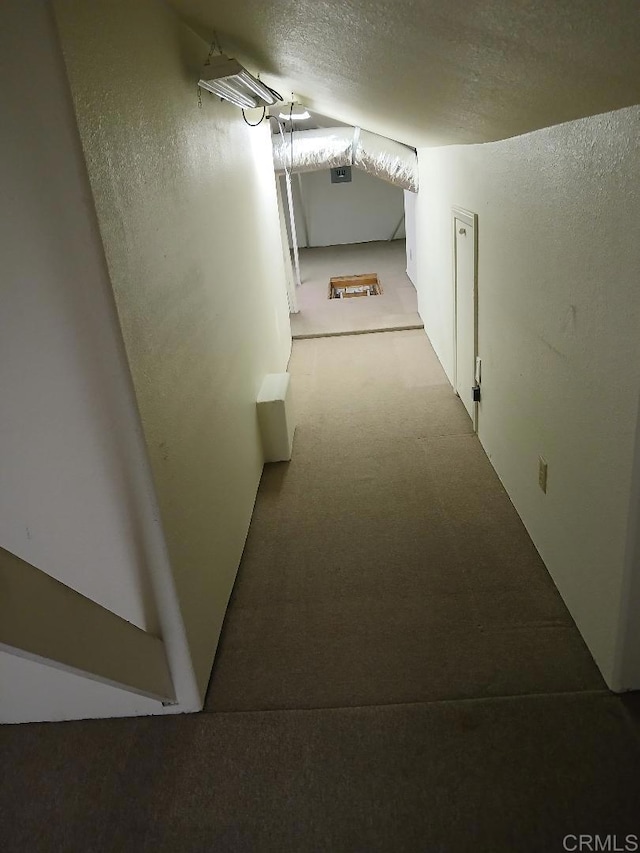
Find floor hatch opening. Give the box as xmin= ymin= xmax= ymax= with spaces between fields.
xmin=328 ymin=273 xmax=382 ymax=299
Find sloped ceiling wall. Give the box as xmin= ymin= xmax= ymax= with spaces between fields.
xmin=170 ymin=0 xmax=640 ymax=147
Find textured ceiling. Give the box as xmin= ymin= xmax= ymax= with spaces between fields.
xmin=170 ymin=0 xmax=640 ymax=147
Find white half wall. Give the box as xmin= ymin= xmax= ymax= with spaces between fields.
xmin=54 ymin=0 xmax=292 ymax=699
xmin=0 ymin=0 xmax=198 ymax=723
xmin=281 ymin=168 xmax=406 ymax=248
xmin=415 ymin=105 xmax=640 ymax=690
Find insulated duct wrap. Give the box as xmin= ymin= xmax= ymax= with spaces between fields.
xmin=352 ymin=129 xmax=418 ymax=192
xmin=273 ymin=126 xmax=418 ymax=192
xmin=272 ymin=127 xmax=354 ymax=174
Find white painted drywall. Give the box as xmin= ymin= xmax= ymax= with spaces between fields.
xmin=404 ymin=190 xmax=418 ymax=286
xmin=281 ymin=169 xmax=406 ymax=248
xmin=415 ymin=105 xmax=640 ymax=690
xmin=615 ymin=387 xmax=640 ymax=690
xmin=0 ymin=0 xmax=198 ymax=723
xmin=55 ymin=0 xmax=292 ymax=698
xmin=0 ymin=652 xmax=165 ymax=725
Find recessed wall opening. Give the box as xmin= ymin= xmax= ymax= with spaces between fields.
xmin=272 ymin=109 xmax=422 ymax=337
xmin=329 ymin=273 xmax=382 ymax=299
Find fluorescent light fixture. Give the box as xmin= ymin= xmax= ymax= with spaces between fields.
xmin=198 ymin=55 xmax=280 ymax=108
xmin=278 ymin=108 xmax=311 ymax=121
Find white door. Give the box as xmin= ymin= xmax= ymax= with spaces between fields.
xmin=454 ymin=211 xmax=477 ymax=426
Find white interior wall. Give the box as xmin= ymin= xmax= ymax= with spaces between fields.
xmin=54 ymin=0 xmax=292 ymax=699
xmin=415 ymin=105 xmax=640 ymax=690
xmin=616 ymin=388 xmax=640 ymax=688
xmin=0 ymin=0 xmax=198 ymax=723
xmin=281 ymin=168 xmax=406 ymax=248
xmin=404 ymin=190 xmax=418 ymax=286
xmin=0 ymin=652 xmax=170 ymax=725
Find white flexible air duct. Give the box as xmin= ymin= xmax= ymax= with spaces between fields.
xmin=273 ymin=126 xmax=418 ymax=192
xmin=273 ymin=127 xmax=354 ymax=173
xmin=352 ymin=129 xmax=418 ymax=193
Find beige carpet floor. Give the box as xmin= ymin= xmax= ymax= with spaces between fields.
xmin=290 ymin=240 xmax=423 ymax=338
xmin=3 ymin=329 xmax=640 ymax=852
xmin=206 ymin=330 xmax=604 ymax=711
xmin=3 ymin=693 xmax=640 ymax=852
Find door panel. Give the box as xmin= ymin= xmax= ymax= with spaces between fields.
xmin=455 ymin=216 xmax=476 ymax=423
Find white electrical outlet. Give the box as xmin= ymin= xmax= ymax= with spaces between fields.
xmin=538 ymin=457 xmax=548 ymax=493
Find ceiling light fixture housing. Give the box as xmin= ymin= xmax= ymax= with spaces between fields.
xmin=198 ymin=55 xmax=281 ymax=109
xmin=278 ymin=108 xmax=311 ymax=121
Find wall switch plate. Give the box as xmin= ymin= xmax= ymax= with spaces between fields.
xmin=475 ymin=357 xmax=482 ymax=384
xmin=538 ymin=457 xmax=548 ymax=493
